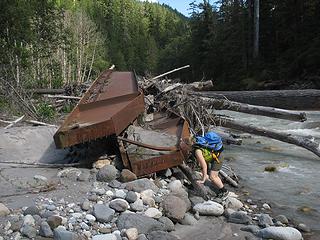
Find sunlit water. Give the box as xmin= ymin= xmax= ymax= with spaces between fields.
xmin=215 ymin=110 xmax=320 ymax=230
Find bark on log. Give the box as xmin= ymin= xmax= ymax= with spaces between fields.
xmin=4 ymin=115 xmax=25 ymax=129
xmin=196 ymin=89 xmax=320 ymax=110
xmin=219 ymin=170 xmax=239 ymax=188
xmin=199 ymin=96 xmax=307 ymax=122
xmin=218 ymin=118 xmax=320 ymax=158
xmin=27 ymin=89 xmax=65 ymax=94
xmin=46 ymin=94 xmax=81 ymax=100
xmin=179 ymin=163 xmax=212 ymax=200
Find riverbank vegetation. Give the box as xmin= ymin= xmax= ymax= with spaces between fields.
xmin=1 ymin=0 xmax=319 ymax=114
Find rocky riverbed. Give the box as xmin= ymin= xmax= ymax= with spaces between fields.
xmin=0 ymin=161 xmax=314 ymax=240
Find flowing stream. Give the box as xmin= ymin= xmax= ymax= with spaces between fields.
xmin=216 ymin=110 xmax=320 ymax=231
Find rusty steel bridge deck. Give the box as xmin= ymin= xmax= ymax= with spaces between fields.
xmin=54 ymin=70 xmax=145 ymax=148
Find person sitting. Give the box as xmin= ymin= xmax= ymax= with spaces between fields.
xmin=193 ymin=131 xmax=229 ymax=199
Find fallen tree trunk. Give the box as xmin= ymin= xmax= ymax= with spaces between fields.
xmin=178 ymin=163 xmax=212 ymax=200
xmin=4 ymin=115 xmax=25 ymax=129
xmin=45 ymin=94 xmax=81 ymax=100
xmin=218 ymin=118 xmax=320 ymax=158
xmin=199 ymin=96 xmax=307 ymax=122
xmin=197 ymin=89 xmax=320 ymax=110
xmin=27 ymin=88 xmax=65 ymax=94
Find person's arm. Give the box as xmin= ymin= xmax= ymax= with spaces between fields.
xmin=195 ymin=149 xmax=208 ymax=183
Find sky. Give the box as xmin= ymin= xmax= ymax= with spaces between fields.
xmin=143 ymin=0 xmax=202 ymax=16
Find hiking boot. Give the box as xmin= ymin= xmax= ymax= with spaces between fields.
xmin=216 ymin=190 xmax=229 ymax=200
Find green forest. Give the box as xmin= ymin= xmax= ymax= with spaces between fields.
xmin=1 ymin=0 xmax=319 ymax=98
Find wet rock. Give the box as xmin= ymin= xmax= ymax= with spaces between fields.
xmin=117 ymin=213 xmax=165 ymax=234
xmin=93 ymin=204 xmax=115 ymax=223
xmin=24 ymin=205 xmax=40 ymax=216
xmin=109 ymin=199 xmax=129 ymax=212
xmin=120 ymin=169 xmax=137 ymax=182
xmin=193 ymin=201 xmax=224 ymax=216
xmin=21 ymin=225 xmax=37 ymax=238
xmin=263 ymin=203 xmax=271 ymax=210
xmin=96 ymin=165 xmax=118 ymax=182
xmin=162 ymin=195 xmax=187 ymax=221
xmin=146 ymin=231 xmax=180 ymax=240
xmin=125 ymin=178 xmax=159 ymax=193
xmin=39 ymin=221 xmax=54 ymax=237
xmin=240 ymin=225 xmax=261 ymax=235
xmin=0 ymin=203 xmax=10 ymax=216
xmin=228 ymin=211 xmax=252 ymax=224
xmin=126 ymin=191 xmax=138 ymax=203
xmin=226 ymin=197 xmax=243 ymax=210
xmin=179 ymin=213 xmax=197 ymax=225
xmin=258 ymin=214 xmax=274 ymax=227
xmin=125 ymin=228 xmax=139 ymax=240
xmin=144 ymin=208 xmax=162 ymax=219
xmin=274 ymin=215 xmax=289 ymax=225
xmin=297 ymin=223 xmax=311 ymax=233
xmin=158 ymin=217 xmax=175 ymax=232
xmin=115 ymin=189 xmax=127 ymax=199
xmin=47 ymin=215 xmax=62 ymax=229
xmin=130 ymin=199 xmax=144 ymax=212
xmin=257 ymin=226 xmax=303 ymax=240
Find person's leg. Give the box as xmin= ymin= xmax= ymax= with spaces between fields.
xmin=195 ymin=149 xmax=208 ymax=183
xmin=209 ymin=170 xmax=224 ymax=189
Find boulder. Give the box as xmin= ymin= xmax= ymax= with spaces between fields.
xmin=125 ymin=228 xmax=139 ymax=240
xmin=39 ymin=221 xmax=54 ymax=237
xmin=126 ymin=191 xmax=138 ymax=203
xmin=258 ymin=214 xmax=274 ymax=227
xmin=109 ymin=199 xmax=129 ymax=212
xmin=130 ymin=199 xmax=144 ymax=212
xmin=193 ymin=201 xmax=224 ymax=216
xmin=179 ymin=213 xmax=198 ymax=225
xmin=117 ymin=213 xmax=165 ymax=234
xmin=158 ymin=217 xmax=175 ymax=232
xmin=96 ymin=165 xmax=118 ymax=182
xmin=121 ymin=169 xmax=137 ymax=182
xmin=274 ymin=215 xmax=289 ymax=225
xmin=23 ymin=205 xmax=40 ymax=216
xmin=125 ymin=178 xmax=159 ymax=193
xmin=162 ymin=195 xmax=187 ymax=221
xmin=47 ymin=215 xmax=62 ymax=229
xmin=257 ymin=227 xmax=303 ymax=240
xmin=240 ymin=225 xmax=261 ymax=235
xmin=228 ymin=211 xmax=252 ymax=224
xmin=144 ymin=208 xmax=162 ymax=219
xmin=21 ymin=225 xmax=37 ymax=238
xmin=226 ymin=197 xmax=243 ymax=210
xmin=93 ymin=204 xmax=115 ymax=223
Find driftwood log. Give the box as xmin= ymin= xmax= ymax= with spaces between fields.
xmin=217 ymin=118 xmax=320 ymax=158
xmin=199 ymin=96 xmax=307 ymax=122
xmin=197 ymin=89 xmax=320 ymax=110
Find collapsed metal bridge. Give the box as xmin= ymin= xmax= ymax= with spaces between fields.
xmin=54 ymin=69 xmax=190 ymax=176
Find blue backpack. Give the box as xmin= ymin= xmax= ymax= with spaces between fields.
xmin=195 ymin=132 xmax=223 ymax=152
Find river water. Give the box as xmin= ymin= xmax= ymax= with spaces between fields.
xmin=216 ymin=110 xmax=320 ymax=231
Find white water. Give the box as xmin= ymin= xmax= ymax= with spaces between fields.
xmin=216 ymin=110 xmax=320 ymax=230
